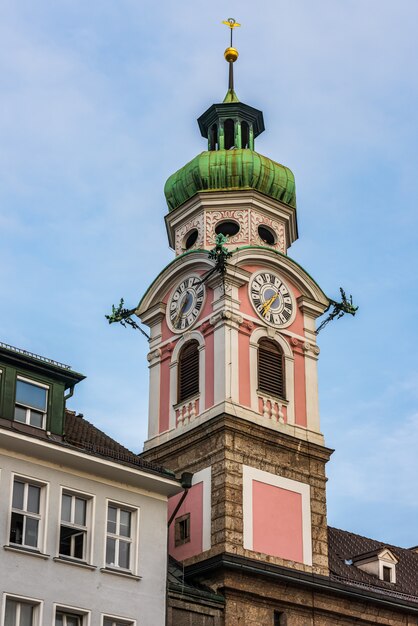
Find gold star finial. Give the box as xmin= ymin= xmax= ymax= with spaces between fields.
xmin=222 ymin=18 xmax=241 ymax=48
xmin=222 ymin=18 xmax=240 ymax=95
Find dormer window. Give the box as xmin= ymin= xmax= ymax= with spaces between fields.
xmin=353 ymin=547 xmax=398 ymax=584
xmin=14 ymin=377 xmax=48 ymax=429
xmin=382 ymin=565 xmax=392 ymax=582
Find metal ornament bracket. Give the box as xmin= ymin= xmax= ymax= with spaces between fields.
xmin=316 ymin=288 xmax=358 ymax=334
xmin=105 ymin=235 xmax=233 ymax=337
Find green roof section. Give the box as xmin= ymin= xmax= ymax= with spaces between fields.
xmin=164 ymin=149 xmax=296 ymax=212
xmin=223 ymin=88 xmax=240 ymax=103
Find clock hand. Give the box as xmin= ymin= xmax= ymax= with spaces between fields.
xmin=262 ymin=292 xmax=280 ymax=316
xmin=174 ymin=292 xmax=190 ymax=326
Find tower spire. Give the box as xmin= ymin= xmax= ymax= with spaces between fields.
xmin=222 ymin=18 xmax=240 ymax=103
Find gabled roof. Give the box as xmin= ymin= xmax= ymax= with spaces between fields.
xmin=328 ymin=527 xmax=418 ymax=601
xmin=63 ymin=411 xmax=175 ymax=479
xmin=352 ymin=546 xmax=398 ymax=564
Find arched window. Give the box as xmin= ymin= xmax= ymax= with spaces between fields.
xmin=210 ymin=123 xmax=218 ymax=150
xmin=178 ymin=340 xmax=199 ymax=403
xmin=258 ymin=338 xmax=285 ymax=399
xmin=224 ymin=119 xmax=235 ymax=150
xmin=241 ymin=121 xmax=249 ymax=149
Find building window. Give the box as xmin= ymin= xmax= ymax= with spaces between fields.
xmin=241 ymin=121 xmax=249 ymax=149
xmin=382 ymin=565 xmax=392 ymax=582
xmin=178 ymin=341 xmax=199 ymax=403
xmin=224 ymin=118 xmax=235 ymax=149
xmin=54 ymin=607 xmax=89 ymax=626
xmin=59 ymin=492 xmax=90 ymax=561
xmin=174 ymin=513 xmax=191 ymax=547
xmin=274 ymin=611 xmax=285 ymax=626
xmin=10 ymin=478 xmax=43 ymax=550
xmin=55 ymin=613 xmax=82 ymax=626
xmin=106 ymin=504 xmax=134 ymax=571
xmin=14 ymin=378 xmax=48 ymax=429
xmin=258 ymin=338 xmax=285 ymax=399
xmin=103 ymin=618 xmax=134 ymax=626
xmin=4 ymin=597 xmax=40 ymax=626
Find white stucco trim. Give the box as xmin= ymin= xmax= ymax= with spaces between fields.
xmin=1 ymin=593 xmax=44 ymax=626
xmin=52 ymin=603 xmax=91 ymax=625
xmin=101 ymin=614 xmax=137 ymax=626
xmin=58 ymin=485 xmax=96 ymax=565
xmin=169 ymin=331 xmax=205 ymax=429
xmin=242 ymin=465 xmax=312 ymax=566
xmin=104 ymin=498 xmax=140 ymax=577
xmin=249 ymin=327 xmax=295 ymax=425
xmin=304 ymin=349 xmax=320 ymax=433
xmin=0 ymin=432 xmax=181 ymax=498
xmin=8 ymin=471 xmax=50 ymax=555
xmin=192 ymin=467 xmax=211 ymax=552
xmin=147 ymin=351 xmax=161 ymax=440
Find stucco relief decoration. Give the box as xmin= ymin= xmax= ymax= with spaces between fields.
xmin=302 ymin=341 xmax=320 ymax=356
xmin=250 ymin=212 xmax=285 ymax=252
xmin=175 ymin=214 xmax=204 ymax=255
xmin=147 ymin=348 xmax=161 ymax=363
xmin=205 ymin=210 xmax=249 ymax=246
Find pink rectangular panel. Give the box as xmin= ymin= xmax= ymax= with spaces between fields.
xmin=168 ymin=481 xmax=203 ymax=561
xmin=252 ymin=480 xmax=303 ymax=562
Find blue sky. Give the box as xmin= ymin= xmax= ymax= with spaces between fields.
xmin=1 ymin=1 xmax=418 ymax=548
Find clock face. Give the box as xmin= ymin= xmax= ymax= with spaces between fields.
xmin=167 ymin=275 xmax=205 ymax=332
xmin=249 ymin=271 xmax=294 ymax=326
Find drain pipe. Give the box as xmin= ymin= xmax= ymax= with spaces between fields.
xmin=166 ymin=472 xmax=193 ymax=626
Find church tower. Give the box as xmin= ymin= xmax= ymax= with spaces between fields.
xmin=139 ymin=20 xmax=333 ymax=613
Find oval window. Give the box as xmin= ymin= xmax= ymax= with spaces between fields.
xmin=215 ymin=221 xmax=240 ymax=237
xmin=184 ymin=229 xmax=198 ymax=250
xmin=258 ymin=225 xmax=276 ymax=246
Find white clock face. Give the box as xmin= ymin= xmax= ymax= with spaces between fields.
xmin=249 ymin=271 xmax=294 ymax=326
xmin=167 ymin=275 xmax=205 ymax=332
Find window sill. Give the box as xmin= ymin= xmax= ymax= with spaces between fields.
xmin=4 ymin=544 xmax=49 ymax=559
xmin=100 ymin=567 xmax=141 ymax=581
xmin=53 ymin=556 xmax=96 ymax=571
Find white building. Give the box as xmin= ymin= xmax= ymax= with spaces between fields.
xmin=0 ymin=342 xmax=182 ymax=626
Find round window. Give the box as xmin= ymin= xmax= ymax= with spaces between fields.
xmin=215 ymin=221 xmax=240 ymax=237
xmin=184 ymin=229 xmax=198 ymax=250
xmin=258 ymin=225 xmax=276 ymax=246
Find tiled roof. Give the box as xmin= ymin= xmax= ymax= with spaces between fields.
xmin=328 ymin=526 xmax=418 ymax=602
xmin=168 ymin=556 xmax=225 ymax=604
xmin=64 ymin=411 xmax=174 ymax=479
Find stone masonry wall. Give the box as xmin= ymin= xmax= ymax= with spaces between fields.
xmin=141 ymin=413 xmax=332 ymax=576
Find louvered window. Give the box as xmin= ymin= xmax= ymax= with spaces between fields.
xmin=178 ymin=340 xmax=199 ymax=403
xmin=258 ymin=339 xmax=285 ymax=399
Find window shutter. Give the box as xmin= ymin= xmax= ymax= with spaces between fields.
xmin=178 ymin=341 xmax=199 ymax=402
xmin=258 ymin=339 xmax=285 ymax=399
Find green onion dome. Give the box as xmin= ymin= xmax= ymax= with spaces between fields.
xmin=164 ymin=149 xmax=296 ymax=212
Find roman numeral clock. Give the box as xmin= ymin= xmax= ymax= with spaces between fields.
xmin=249 ymin=271 xmax=295 ymax=326
xmin=167 ymin=276 xmax=205 ymax=332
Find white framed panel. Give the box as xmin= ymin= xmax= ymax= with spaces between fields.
xmin=242 ymin=465 xmax=312 ymax=566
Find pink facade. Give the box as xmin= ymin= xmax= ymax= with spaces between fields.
xmin=252 ymin=480 xmax=303 ymax=562
xmin=152 ymin=260 xmax=317 ymax=437
xmin=168 ymin=481 xmax=204 ymax=561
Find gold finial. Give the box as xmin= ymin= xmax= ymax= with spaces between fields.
xmin=222 ymin=17 xmax=241 ymax=50
xmin=222 ymin=18 xmax=240 ymax=94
